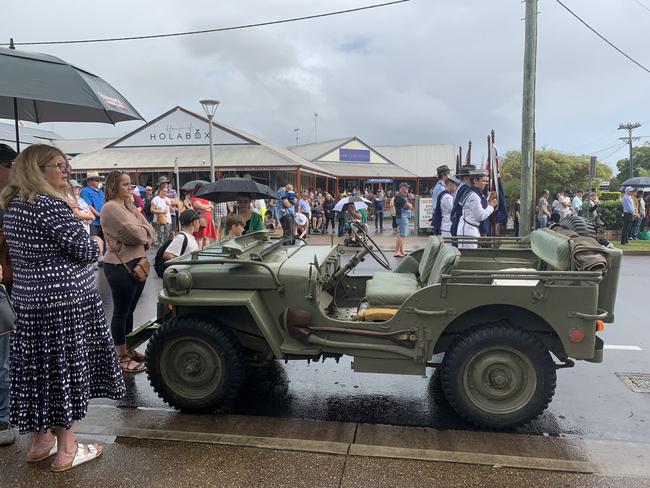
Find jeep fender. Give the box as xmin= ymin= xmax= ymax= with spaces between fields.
xmin=159 ymin=289 xmax=283 ymax=358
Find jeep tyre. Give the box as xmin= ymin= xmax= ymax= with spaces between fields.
xmin=440 ymin=325 xmax=556 ymax=430
xmin=146 ymin=317 xmax=245 ymax=412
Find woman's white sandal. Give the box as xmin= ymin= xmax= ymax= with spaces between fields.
xmin=50 ymin=443 xmax=102 ymax=472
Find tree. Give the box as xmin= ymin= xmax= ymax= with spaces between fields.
xmin=612 ymin=143 xmax=650 ymax=187
xmin=500 ymin=150 xmax=612 ymax=208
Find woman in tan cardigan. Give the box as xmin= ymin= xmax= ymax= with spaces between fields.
xmin=100 ymin=171 xmax=154 ymax=373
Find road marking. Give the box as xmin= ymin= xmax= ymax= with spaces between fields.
xmin=603 ymin=345 xmax=643 ymax=351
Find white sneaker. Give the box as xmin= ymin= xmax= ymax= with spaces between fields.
xmin=0 ymin=422 xmax=16 ymax=446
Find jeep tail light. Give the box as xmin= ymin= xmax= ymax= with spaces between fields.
xmin=568 ymin=328 xmax=584 ymax=343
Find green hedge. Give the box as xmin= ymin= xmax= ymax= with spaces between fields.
xmin=599 ymin=199 xmax=623 ymax=230
xmin=600 ymin=191 xmax=622 ymax=201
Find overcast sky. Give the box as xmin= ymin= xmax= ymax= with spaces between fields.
xmin=3 ymin=0 xmax=650 ymax=170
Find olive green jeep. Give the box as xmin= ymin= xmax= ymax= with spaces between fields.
xmin=130 ymin=227 xmax=622 ymax=430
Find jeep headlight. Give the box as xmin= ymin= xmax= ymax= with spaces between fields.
xmin=164 ymin=268 xmax=193 ymax=296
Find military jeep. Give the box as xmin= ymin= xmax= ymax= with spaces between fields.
xmin=131 ymin=228 xmax=622 ymax=430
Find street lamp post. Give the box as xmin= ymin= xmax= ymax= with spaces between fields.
xmin=200 ymin=99 xmax=220 ymax=182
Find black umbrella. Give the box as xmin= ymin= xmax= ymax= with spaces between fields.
xmin=0 ymin=46 xmax=143 ymax=151
xmin=620 ymin=176 xmax=650 ymax=189
xmin=180 ymin=179 xmax=210 ymax=192
xmin=195 ymin=178 xmax=279 ymax=203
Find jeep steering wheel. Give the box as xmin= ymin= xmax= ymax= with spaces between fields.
xmin=353 ymin=222 xmax=391 ymax=270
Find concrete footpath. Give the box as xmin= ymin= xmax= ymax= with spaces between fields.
xmin=1 ymin=406 xmax=648 ymax=487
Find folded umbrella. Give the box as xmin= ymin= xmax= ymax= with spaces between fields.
xmin=195 ymin=177 xmax=279 ymax=203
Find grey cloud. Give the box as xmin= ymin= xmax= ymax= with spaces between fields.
xmin=2 ymin=0 xmax=649 ymax=171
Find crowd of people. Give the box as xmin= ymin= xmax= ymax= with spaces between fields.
xmin=621 ymin=187 xmax=648 ymax=245
xmin=430 ymin=164 xmax=498 ymax=248
xmin=535 ymin=188 xmax=602 ymax=230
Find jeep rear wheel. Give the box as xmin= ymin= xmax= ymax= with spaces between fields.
xmin=441 ymin=325 xmax=556 ymax=430
xmin=146 ymin=317 xmax=244 ymax=412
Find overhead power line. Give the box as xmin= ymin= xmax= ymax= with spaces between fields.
xmin=553 ymin=0 xmax=650 ymax=75
xmin=599 ymin=142 xmax=627 ymax=161
xmin=1 ymin=0 xmax=410 ymax=47
xmin=633 ymin=0 xmax=650 ymax=13
xmin=590 ymin=140 xmax=625 ymax=155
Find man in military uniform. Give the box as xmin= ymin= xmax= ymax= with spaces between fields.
xmin=431 ymin=164 xmax=451 ymax=213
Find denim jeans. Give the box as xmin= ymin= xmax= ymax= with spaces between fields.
xmin=537 ymin=215 xmax=547 ymax=229
xmin=338 ymin=217 xmax=346 ymax=237
xmin=375 ymin=210 xmax=384 ymax=231
xmin=0 ymin=333 xmax=9 ymax=423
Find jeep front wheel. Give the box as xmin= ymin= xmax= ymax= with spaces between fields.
xmin=146 ymin=317 xmax=244 ymax=412
xmin=440 ymin=325 xmax=556 ymax=430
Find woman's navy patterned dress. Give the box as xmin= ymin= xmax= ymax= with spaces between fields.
xmin=3 ymin=194 xmax=125 ymax=433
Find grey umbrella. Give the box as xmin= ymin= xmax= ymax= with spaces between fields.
xmin=620 ymin=176 xmax=650 ymax=189
xmin=180 ymin=179 xmax=210 ymax=192
xmin=0 ymin=47 xmax=143 ymax=151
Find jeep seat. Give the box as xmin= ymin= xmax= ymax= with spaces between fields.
xmin=371 ymin=236 xmax=443 ymax=285
xmin=365 ymin=244 xmax=460 ymax=306
xmin=530 ymin=228 xmax=571 ymax=271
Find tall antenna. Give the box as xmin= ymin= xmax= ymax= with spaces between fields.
xmin=314 ymin=113 xmax=318 ymax=143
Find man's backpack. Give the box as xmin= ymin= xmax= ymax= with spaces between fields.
xmin=154 ymin=233 xmax=188 ymax=278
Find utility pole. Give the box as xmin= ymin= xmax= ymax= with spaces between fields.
xmin=314 ymin=113 xmax=318 ymax=143
xmin=294 ymin=128 xmax=300 ymax=144
xmin=520 ymin=0 xmax=538 ymax=236
xmin=618 ymin=122 xmax=641 ymax=179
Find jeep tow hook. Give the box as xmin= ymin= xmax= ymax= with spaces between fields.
xmin=554 ymin=359 xmax=575 ymax=369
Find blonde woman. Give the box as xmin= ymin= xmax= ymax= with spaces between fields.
xmin=100 ymin=171 xmax=154 ymax=374
xmin=0 ymin=144 xmax=124 ymax=472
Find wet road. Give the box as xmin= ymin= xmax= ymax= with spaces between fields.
xmin=93 ymin=251 xmax=650 ymax=443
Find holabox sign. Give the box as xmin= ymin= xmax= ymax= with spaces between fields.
xmin=113 ymin=109 xmax=249 ymax=148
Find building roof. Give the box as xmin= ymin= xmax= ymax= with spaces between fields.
xmin=0 ymin=122 xmax=61 ymax=148
xmin=372 ymin=144 xmax=456 ymax=178
xmin=52 ymin=138 xmax=115 ymax=156
xmin=70 ymin=144 xmax=333 ymax=176
xmin=315 ymin=161 xmax=417 ymax=178
xmin=288 ymin=137 xmax=354 ymax=161
xmin=70 ymin=107 xmax=333 ymax=177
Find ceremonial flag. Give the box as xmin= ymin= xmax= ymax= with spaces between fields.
xmin=485 ymin=137 xmax=508 ymax=226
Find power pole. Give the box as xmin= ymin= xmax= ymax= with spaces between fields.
xmin=520 ymin=0 xmax=538 ymax=236
xmin=618 ymin=122 xmax=641 ymax=179
xmin=314 ymin=113 xmax=318 ymax=143
xmin=294 ymin=128 xmax=300 ymax=145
